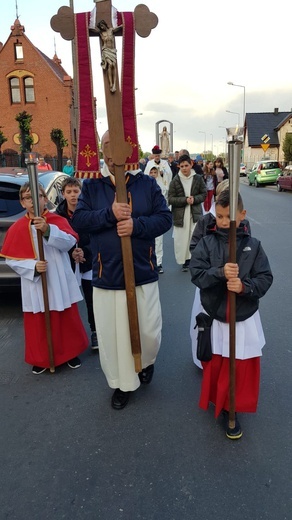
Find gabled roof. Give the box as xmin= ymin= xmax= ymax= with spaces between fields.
xmin=36 ymin=48 xmax=70 ymax=82
xmin=0 ymin=18 xmax=70 ymax=84
xmin=246 ymin=111 xmax=292 ymax=146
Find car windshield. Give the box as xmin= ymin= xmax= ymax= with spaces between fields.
xmin=0 ymin=183 xmax=23 ymax=217
xmin=261 ymin=162 xmax=279 ymax=170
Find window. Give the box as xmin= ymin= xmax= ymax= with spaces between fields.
xmin=46 ymin=178 xmax=67 ymax=208
xmin=24 ymin=77 xmax=35 ymax=102
xmin=15 ymin=44 xmax=23 ymax=60
xmin=10 ymin=77 xmax=21 ymax=103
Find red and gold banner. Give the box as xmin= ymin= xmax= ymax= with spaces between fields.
xmin=75 ymin=12 xmax=100 ymax=179
xmin=119 ymin=11 xmax=139 ymax=170
xmin=74 ymin=9 xmax=138 ymax=176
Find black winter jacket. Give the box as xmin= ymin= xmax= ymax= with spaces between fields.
xmin=56 ymin=198 xmax=93 ymax=274
xmin=190 ymin=225 xmax=273 ymax=322
xmin=168 ymin=172 xmax=207 ymax=226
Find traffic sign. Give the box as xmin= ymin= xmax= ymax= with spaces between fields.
xmin=261 ymin=134 xmax=270 ymax=144
xmin=261 ymin=143 xmax=270 ymax=152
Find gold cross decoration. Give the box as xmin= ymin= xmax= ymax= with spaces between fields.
xmin=80 ymin=144 xmax=97 ymax=168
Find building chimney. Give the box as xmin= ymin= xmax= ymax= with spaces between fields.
xmin=274 ymin=108 xmax=279 ymax=114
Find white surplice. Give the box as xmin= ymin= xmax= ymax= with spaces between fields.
xmin=173 ymin=170 xmax=196 ymax=265
xmin=6 ymin=224 xmax=83 ymax=313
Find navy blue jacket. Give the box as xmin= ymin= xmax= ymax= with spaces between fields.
xmin=190 ymin=225 xmax=273 ymax=322
xmin=72 ymin=172 xmax=172 ymax=289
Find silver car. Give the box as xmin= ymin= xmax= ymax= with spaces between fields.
xmin=0 ymin=168 xmax=69 ymax=287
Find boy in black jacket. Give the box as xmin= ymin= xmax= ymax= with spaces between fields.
xmin=190 ymin=190 xmax=273 ymax=439
xmin=56 ymin=177 xmax=98 ymax=350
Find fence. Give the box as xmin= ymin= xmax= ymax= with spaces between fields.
xmin=0 ymin=152 xmax=71 ymax=171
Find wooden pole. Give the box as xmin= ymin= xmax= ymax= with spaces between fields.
xmin=26 ymin=157 xmax=55 ymax=373
xmin=99 ymin=22 xmax=142 ymax=373
xmin=115 ymin=165 xmax=142 ymax=373
xmin=36 ymin=231 xmax=55 ymax=373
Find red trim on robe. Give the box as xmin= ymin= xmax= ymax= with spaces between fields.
xmin=0 ymin=210 xmax=79 ymax=260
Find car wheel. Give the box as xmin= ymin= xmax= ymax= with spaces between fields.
xmin=277 ymin=183 xmax=282 ymax=192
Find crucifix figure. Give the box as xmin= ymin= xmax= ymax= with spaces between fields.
xmin=51 ymin=2 xmax=164 ymax=387
xmin=92 ymin=0 xmax=158 ymax=165
xmin=97 ymin=19 xmax=117 ymax=93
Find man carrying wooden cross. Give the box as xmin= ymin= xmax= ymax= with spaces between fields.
xmin=52 ymin=0 xmax=167 ymax=408
xmin=73 ymin=130 xmax=172 ymax=409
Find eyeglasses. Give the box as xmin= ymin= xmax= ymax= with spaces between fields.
xmin=22 ymin=194 xmax=45 ymax=201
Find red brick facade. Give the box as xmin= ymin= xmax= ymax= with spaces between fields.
xmin=0 ymin=18 xmax=75 ymax=166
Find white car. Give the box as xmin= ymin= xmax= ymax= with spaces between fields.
xmin=240 ymin=163 xmax=246 ymax=176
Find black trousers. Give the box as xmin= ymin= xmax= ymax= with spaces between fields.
xmin=81 ymin=278 xmax=95 ymax=332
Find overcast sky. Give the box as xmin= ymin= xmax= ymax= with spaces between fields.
xmin=1 ymin=0 xmax=291 ymax=156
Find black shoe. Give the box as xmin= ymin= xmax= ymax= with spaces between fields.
xmin=158 ymin=265 xmax=164 ymax=274
xmin=67 ymin=357 xmax=81 ymax=369
xmin=32 ymin=366 xmax=47 ymax=375
xmin=182 ymin=259 xmax=190 ymax=272
xmin=111 ymin=389 xmax=130 ymax=410
xmin=222 ymin=410 xmax=243 ymax=440
xmin=91 ymin=331 xmax=99 ymax=350
xmin=138 ymin=364 xmax=154 ymax=385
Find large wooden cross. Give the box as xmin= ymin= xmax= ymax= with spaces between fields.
xmin=51 ymin=1 xmax=158 ymax=372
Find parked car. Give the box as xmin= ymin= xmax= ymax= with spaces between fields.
xmin=0 ymin=168 xmax=69 ymax=287
xmin=276 ymin=165 xmax=292 ymax=192
xmin=240 ymin=163 xmax=246 ymax=176
xmin=248 ymin=160 xmax=282 ymax=187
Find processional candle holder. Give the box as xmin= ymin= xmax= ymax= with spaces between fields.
xmin=226 ymin=127 xmax=244 ymax=221
xmin=225 ymin=126 xmax=244 ymax=436
xmin=24 ymin=152 xmax=55 ymax=372
xmin=24 ymin=152 xmax=40 ymax=217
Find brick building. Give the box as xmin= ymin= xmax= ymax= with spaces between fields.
xmin=0 ymin=18 xmax=75 ymax=167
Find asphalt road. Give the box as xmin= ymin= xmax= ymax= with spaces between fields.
xmin=1 ymin=181 xmax=291 ymax=520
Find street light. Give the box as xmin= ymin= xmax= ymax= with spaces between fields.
xmin=226 ymin=110 xmax=240 ymax=125
xmin=198 ymin=131 xmax=206 ymax=156
xmin=227 ymin=82 xmax=246 ymax=126
xmin=210 ymin=133 xmax=213 ymax=155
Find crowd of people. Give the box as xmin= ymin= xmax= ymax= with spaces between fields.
xmin=0 ymin=136 xmax=273 ymax=440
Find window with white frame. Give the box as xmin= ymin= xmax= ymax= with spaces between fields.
xmin=10 ymin=77 xmax=21 ymax=103
xmin=24 ymin=77 xmax=35 ymax=102
xmin=15 ymin=43 xmax=23 ymax=60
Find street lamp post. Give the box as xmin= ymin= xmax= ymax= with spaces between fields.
xmin=199 ymin=131 xmax=206 ymax=157
xmin=226 ymin=110 xmax=240 ymax=126
xmin=227 ymin=82 xmax=246 ymax=127
xmin=210 ymin=133 xmax=213 ymax=155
